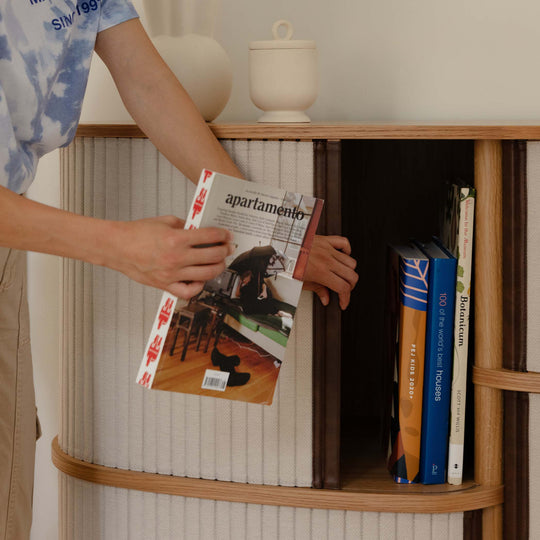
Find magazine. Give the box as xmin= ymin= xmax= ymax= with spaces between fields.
xmin=136 ymin=169 xmax=324 ymax=405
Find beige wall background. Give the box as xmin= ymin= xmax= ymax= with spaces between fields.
xmin=28 ymin=1 xmax=540 ymax=538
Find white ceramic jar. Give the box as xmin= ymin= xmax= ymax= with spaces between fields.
xmin=249 ymin=20 xmax=318 ymax=123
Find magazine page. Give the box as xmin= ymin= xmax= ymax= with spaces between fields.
xmin=137 ymin=170 xmax=323 ymax=405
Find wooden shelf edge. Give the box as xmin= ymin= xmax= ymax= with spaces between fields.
xmin=75 ymin=123 xmax=540 ymax=141
xmin=52 ymin=437 xmax=503 ymax=514
xmin=474 ymin=366 xmax=540 ymax=393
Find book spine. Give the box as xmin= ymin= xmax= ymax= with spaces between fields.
xmin=388 ymin=254 xmax=429 ymax=483
xmin=184 ymin=169 xmax=216 ymax=229
xmin=136 ymin=169 xmax=217 ymax=389
xmin=447 ymin=189 xmax=476 ymax=485
xmin=419 ymin=257 xmax=457 ymax=484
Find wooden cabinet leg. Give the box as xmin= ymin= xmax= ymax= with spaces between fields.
xmin=474 ymin=140 xmax=504 ymax=539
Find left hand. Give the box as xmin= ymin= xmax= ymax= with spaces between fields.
xmin=303 ymin=235 xmax=358 ymax=310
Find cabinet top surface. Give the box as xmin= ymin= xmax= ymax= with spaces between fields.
xmin=77 ymin=122 xmax=540 ymax=140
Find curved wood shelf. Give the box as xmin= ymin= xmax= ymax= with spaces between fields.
xmin=473 ymin=366 xmax=540 ymax=393
xmin=52 ymin=437 xmax=503 ymax=514
xmin=75 ymin=123 xmax=540 ymax=141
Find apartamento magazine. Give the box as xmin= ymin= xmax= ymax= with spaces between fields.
xmin=136 ymin=169 xmax=323 ymax=405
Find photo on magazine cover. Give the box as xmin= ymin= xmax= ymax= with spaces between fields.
xmin=137 ymin=171 xmax=323 ymax=405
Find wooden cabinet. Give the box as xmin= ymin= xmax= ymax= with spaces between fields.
xmin=53 ymin=124 xmax=540 ymax=540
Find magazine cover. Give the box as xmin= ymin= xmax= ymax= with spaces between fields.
xmin=136 ymin=169 xmax=324 ymax=405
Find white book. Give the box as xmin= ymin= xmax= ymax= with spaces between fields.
xmin=441 ymin=184 xmax=476 ymax=485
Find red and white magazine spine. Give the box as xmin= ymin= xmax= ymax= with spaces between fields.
xmin=135 ymin=169 xmax=217 ymax=388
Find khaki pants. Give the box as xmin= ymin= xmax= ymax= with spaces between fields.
xmin=0 ymin=247 xmax=39 ymax=540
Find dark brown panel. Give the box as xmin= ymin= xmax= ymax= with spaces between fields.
xmin=503 ymin=141 xmax=528 ymax=373
xmin=312 ymin=141 xmax=326 ymax=489
xmin=464 ymin=510 xmax=483 ymax=540
xmin=313 ymin=141 xmax=343 ymax=489
xmin=502 ymin=140 xmax=529 ymax=540
xmin=339 ymin=140 xmax=474 ymax=473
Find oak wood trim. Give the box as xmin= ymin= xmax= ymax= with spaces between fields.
xmin=473 ymin=366 xmax=540 ymax=393
xmin=474 ymin=140 xmax=504 ymax=539
xmin=75 ymin=123 xmax=540 ymax=141
xmin=52 ymin=437 xmax=503 ymax=514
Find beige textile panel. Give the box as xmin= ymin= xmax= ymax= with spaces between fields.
xmin=59 ymin=474 xmax=464 ymax=540
xmin=59 ymin=138 xmax=313 ymax=487
xmin=527 ymin=142 xmax=540 ymax=539
xmin=58 ymin=136 xmax=465 ymax=540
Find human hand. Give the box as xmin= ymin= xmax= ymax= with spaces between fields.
xmin=107 ymin=215 xmax=233 ymax=299
xmin=303 ymin=235 xmax=358 ymax=310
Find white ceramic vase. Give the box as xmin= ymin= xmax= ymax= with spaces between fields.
xmin=152 ymin=34 xmax=232 ymax=122
xmin=143 ymin=0 xmax=232 ymax=122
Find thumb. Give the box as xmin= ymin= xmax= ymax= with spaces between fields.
xmin=166 ymin=281 xmax=205 ymax=300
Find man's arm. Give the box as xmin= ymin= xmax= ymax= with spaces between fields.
xmin=94 ymin=19 xmax=242 ymax=183
xmin=95 ymin=19 xmax=358 ymax=308
xmin=0 ymin=184 xmax=232 ymax=299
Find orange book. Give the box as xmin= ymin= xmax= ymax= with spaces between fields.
xmin=386 ymin=244 xmax=429 ymax=483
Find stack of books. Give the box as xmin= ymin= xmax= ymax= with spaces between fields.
xmin=386 ymin=183 xmax=476 ymax=485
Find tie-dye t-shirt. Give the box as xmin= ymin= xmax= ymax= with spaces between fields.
xmin=0 ymin=0 xmax=138 ymax=193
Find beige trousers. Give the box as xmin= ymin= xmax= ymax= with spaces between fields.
xmin=0 ymin=247 xmax=39 ymax=540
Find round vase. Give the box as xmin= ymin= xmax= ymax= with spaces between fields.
xmin=153 ymin=34 xmax=233 ymax=122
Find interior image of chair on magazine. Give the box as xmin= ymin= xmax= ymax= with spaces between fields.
xmin=200 ymin=271 xmax=295 ymax=361
xmin=197 ymin=245 xmax=297 ymax=360
xmin=168 ymin=303 xmax=211 ymax=362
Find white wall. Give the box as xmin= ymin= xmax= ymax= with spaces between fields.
xmin=27 ymin=152 xmax=61 ymax=540
xmin=216 ymin=0 xmax=540 ymax=123
xmin=29 ymin=1 xmax=540 ymax=538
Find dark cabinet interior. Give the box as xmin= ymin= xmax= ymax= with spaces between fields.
xmin=314 ymin=139 xmax=476 ymax=490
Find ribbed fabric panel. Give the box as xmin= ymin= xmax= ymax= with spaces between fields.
xmin=527 ymin=142 xmax=540 ymax=539
xmin=59 ymin=138 xmax=313 ymax=487
xmin=60 ymin=474 xmax=464 ymax=540
xmin=527 ymin=142 xmax=540 ymax=372
xmin=58 ymin=137 xmax=464 ymax=540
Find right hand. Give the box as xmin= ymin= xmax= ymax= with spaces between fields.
xmin=107 ymin=215 xmax=233 ymax=299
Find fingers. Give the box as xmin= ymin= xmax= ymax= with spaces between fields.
xmin=321 ymin=267 xmax=357 ymax=308
xmin=338 ymin=290 xmax=351 ymax=310
xmin=166 ymin=281 xmax=205 ymax=300
xmin=323 ymin=235 xmax=352 ymax=256
xmin=305 ymin=235 xmax=359 ymax=310
xmin=173 ymin=261 xmax=227 ymax=283
xmin=188 ymin=227 xmax=232 ymax=247
xmin=185 ymin=242 xmax=233 ymax=266
xmin=303 ymin=282 xmax=330 ymax=306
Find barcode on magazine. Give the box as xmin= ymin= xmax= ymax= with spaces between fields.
xmin=202 ymin=370 xmax=229 ymax=391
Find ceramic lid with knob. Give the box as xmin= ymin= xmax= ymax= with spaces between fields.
xmin=249 ymin=20 xmax=316 ymax=50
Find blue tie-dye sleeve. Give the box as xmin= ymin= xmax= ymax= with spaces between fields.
xmin=98 ymin=0 xmax=139 ymax=34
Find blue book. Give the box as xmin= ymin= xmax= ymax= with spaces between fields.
xmin=415 ymin=240 xmax=457 ymax=484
